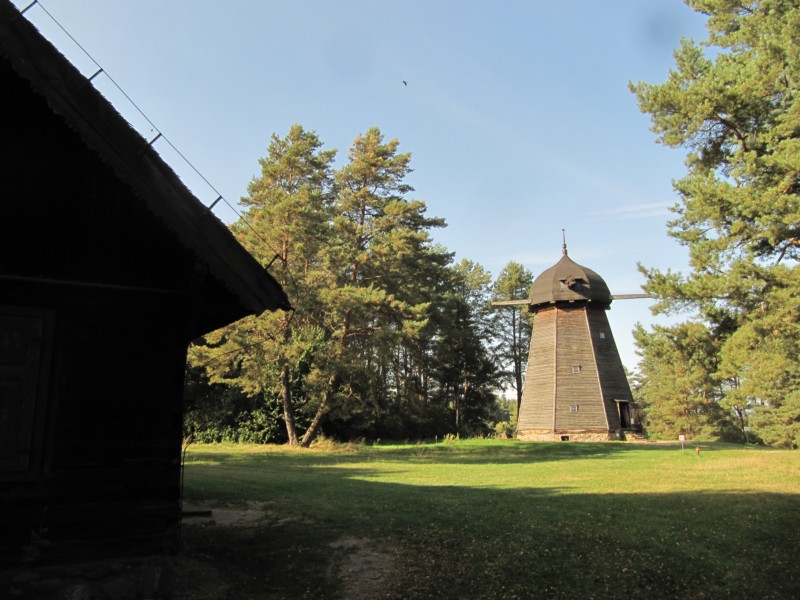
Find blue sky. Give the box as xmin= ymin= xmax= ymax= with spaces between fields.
xmin=12 ymin=0 xmax=709 ymax=370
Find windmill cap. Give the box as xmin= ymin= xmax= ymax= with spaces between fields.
xmin=528 ymin=250 xmax=612 ymax=307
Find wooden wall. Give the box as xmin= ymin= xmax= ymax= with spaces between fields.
xmin=554 ymin=305 xmax=608 ymax=431
xmin=518 ymin=303 xmax=632 ymax=437
xmin=0 ymin=285 xmax=187 ymax=567
xmin=586 ymin=307 xmax=634 ymax=426
xmin=0 ymin=56 xmax=194 ymax=567
xmin=518 ymin=306 xmax=556 ymax=431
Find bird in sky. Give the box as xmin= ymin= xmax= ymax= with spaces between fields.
xmin=403 ymin=80 xmax=407 ymax=86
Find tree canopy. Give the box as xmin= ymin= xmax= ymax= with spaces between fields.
xmin=630 ymin=0 xmax=800 ymax=447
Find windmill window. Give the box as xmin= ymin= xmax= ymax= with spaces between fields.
xmin=570 ymin=404 xmax=579 ymax=413
xmin=571 ymin=365 xmax=581 ymax=374
xmin=599 ymin=331 xmax=606 ymax=339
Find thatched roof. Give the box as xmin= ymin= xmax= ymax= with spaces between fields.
xmin=0 ymin=0 xmax=290 ymax=319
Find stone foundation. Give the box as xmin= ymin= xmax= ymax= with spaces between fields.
xmin=1 ymin=556 xmax=175 ymax=600
xmin=517 ymin=429 xmax=621 ymax=442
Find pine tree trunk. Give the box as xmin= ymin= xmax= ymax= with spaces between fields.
xmin=734 ymin=405 xmax=748 ymax=443
xmin=300 ymin=375 xmax=337 ymax=447
xmin=281 ymin=364 xmax=299 ymax=445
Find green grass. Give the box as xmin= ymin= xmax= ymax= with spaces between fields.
xmin=179 ymin=440 xmax=800 ymax=599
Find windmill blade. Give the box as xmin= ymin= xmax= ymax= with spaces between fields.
xmin=491 ymin=299 xmax=529 ymax=307
xmin=491 ymin=293 xmax=651 ymax=308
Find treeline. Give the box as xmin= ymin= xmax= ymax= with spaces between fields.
xmin=187 ymin=126 xmax=533 ymax=445
xmin=630 ymin=0 xmax=800 ymax=448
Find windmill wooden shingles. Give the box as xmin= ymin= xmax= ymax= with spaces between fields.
xmin=0 ymin=1 xmax=289 ymax=596
xmin=517 ymin=246 xmax=639 ymax=441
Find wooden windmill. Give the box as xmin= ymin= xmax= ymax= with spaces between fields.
xmin=495 ymin=239 xmax=646 ymax=441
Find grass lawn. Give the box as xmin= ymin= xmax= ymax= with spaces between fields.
xmin=177 ymin=440 xmax=800 ymax=599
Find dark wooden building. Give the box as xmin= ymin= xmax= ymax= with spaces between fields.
xmin=517 ymin=244 xmax=638 ymax=441
xmin=0 ymin=1 xmax=289 ymax=595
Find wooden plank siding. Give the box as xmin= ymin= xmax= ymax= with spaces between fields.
xmin=518 ymin=306 xmax=556 ymax=431
xmin=518 ymin=304 xmax=633 ymax=439
xmin=554 ymin=306 xmax=608 ymax=431
xmin=587 ymin=308 xmax=634 ymax=426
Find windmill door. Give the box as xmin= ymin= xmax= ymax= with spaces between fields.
xmin=615 ymin=400 xmax=632 ymax=429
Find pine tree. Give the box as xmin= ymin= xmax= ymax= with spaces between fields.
xmin=630 ymin=0 xmax=800 ymax=446
xmin=320 ymin=128 xmax=447 ymax=435
xmin=190 ymin=125 xmax=335 ymax=446
xmin=633 ymin=321 xmax=734 ymax=440
xmin=491 ymin=261 xmax=534 ymax=415
xmin=429 ymin=260 xmax=501 ymax=435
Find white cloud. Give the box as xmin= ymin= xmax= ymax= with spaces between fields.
xmin=588 ymin=202 xmax=674 ymax=220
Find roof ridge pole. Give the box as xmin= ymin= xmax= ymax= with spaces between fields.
xmin=562 ymin=228 xmax=567 ymax=256
xmin=20 ymin=1 xmax=38 ymax=16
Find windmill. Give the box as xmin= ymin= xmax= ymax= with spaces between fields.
xmin=494 ymin=238 xmax=648 ymax=441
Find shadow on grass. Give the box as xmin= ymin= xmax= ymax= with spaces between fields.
xmin=177 ymin=446 xmax=800 ymax=600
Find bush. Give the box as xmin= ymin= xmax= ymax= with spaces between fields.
xmin=184 ymin=365 xmax=286 ymax=444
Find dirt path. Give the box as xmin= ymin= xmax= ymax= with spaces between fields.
xmin=175 ymin=501 xmax=397 ymax=599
